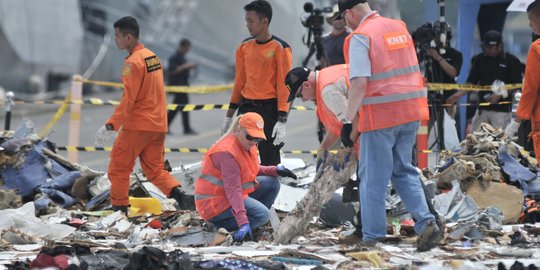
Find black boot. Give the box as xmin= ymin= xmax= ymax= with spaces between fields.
xmin=170 ymin=187 xmax=195 ymax=210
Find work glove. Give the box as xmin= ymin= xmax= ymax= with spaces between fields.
xmin=272 ymin=121 xmax=286 ymax=146
xmin=234 ymin=223 xmax=253 ymax=242
xmin=504 ymin=119 xmax=521 ymax=138
xmin=316 ymin=148 xmax=328 ymax=172
xmin=340 ymin=123 xmax=354 ymax=148
xmin=333 ymin=147 xmax=353 ymax=171
xmin=491 ymin=79 xmax=508 ymax=98
xmin=94 ymin=125 xmax=115 ymax=146
xmin=221 ymin=117 xmax=233 ymax=135
xmin=276 ymin=164 xmax=297 ymax=180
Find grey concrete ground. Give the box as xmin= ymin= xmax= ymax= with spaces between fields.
xmin=2 ymin=90 xmax=321 ymax=172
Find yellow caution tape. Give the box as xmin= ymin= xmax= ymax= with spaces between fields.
xmin=55 ymin=146 xmax=434 ymax=154
xmin=427 ymin=83 xmax=522 ymax=91
xmin=10 ymin=99 xmax=316 ymax=111
xmin=39 ymin=93 xmax=71 ymax=137
xmin=9 ymin=97 xmax=511 ymax=109
xmin=80 ymin=78 xmax=233 ymax=94
xmin=74 ymin=77 xmax=523 ymax=93
xmin=430 ymin=101 xmax=512 ymax=107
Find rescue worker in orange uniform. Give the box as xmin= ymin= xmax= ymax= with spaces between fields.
xmin=506 ymin=1 xmax=540 ymax=164
xmin=94 ymin=16 xmax=192 ymax=213
xmin=221 ymin=0 xmax=293 ymax=166
xmin=195 ymin=113 xmax=297 ymax=242
xmin=285 ymin=64 xmax=363 ymax=243
xmin=337 ymin=0 xmax=442 ymax=251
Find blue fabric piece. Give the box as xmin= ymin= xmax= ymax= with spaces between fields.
xmin=528 ymin=177 xmax=540 ymax=194
xmin=498 ymin=152 xmax=535 ymax=195
xmin=37 ymin=188 xmax=77 ymax=207
xmin=198 ymin=259 xmax=268 ymax=270
xmin=438 ymin=157 xmax=456 ymax=173
xmin=86 ymin=190 xmax=110 ymax=210
xmin=41 ymin=171 xmax=81 ymax=190
xmin=34 ymin=195 xmax=52 ymax=211
xmin=1 ymin=146 xmax=48 ymax=196
xmin=47 ymin=158 xmax=71 ymax=178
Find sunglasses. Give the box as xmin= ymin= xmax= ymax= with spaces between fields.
xmin=244 ymin=130 xmax=263 ymax=143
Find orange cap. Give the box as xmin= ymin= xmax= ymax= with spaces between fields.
xmin=239 ymin=113 xmax=266 ymax=139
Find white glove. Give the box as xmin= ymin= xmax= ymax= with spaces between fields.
xmin=94 ymin=126 xmax=116 ymax=146
xmin=504 ymin=119 xmax=521 ymax=138
xmin=491 ymin=80 xmax=508 ymax=98
xmin=221 ymin=117 xmax=233 ymax=135
xmin=272 ymin=121 xmax=286 ymax=146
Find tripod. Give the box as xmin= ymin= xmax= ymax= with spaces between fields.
xmin=418 ymin=50 xmax=446 ymax=153
xmin=302 ymin=26 xmax=327 ymax=144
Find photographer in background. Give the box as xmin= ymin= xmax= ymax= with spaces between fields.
xmin=447 ymin=31 xmax=522 ymax=132
xmin=416 ymin=22 xmax=462 ymax=150
xmin=321 ymin=4 xmax=350 ymax=68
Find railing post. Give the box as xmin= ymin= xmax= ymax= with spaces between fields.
xmin=67 ymin=75 xmax=83 ymax=163
xmin=4 ymin=91 xmax=14 ymax=130
xmin=417 ymin=120 xmax=429 ymax=169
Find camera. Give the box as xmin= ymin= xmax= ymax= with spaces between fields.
xmin=412 ymin=21 xmax=452 ymax=55
xmin=301 ymin=2 xmax=332 ymax=67
xmin=412 ymin=23 xmax=436 ymax=51
xmin=301 ymin=2 xmax=331 ymax=30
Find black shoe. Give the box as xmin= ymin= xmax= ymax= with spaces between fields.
xmin=112 ymin=205 xmax=128 ymax=214
xmin=417 ymin=220 xmax=444 ymax=252
xmin=184 ymin=129 xmax=198 ymax=135
xmin=170 ymin=187 xmax=195 ymax=210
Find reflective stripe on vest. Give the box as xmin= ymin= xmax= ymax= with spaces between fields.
xmin=195 ymin=174 xmax=256 ymax=201
xmin=368 ymin=65 xmax=420 ymax=81
xmin=363 ymin=88 xmax=427 ymax=105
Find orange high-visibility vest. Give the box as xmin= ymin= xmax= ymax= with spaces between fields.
xmin=316 ymin=64 xmax=350 ymax=136
xmin=343 ymin=33 xmax=352 ymax=65
xmin=194 ymin=135 xmax=259 ymax=220
xmin=349 ymin=12 xmax=429 ymax=132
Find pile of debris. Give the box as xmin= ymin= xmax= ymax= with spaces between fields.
xmin=0 ymin=121 xmax=540 ymax=269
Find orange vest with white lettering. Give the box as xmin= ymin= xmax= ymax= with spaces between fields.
xmin=194 ymin=135 xmax=259 ymax=220
xmin=316 ymin=64 xmax=350 ymax=136
xmin=349 ymin=13 xmax=428 ymax=132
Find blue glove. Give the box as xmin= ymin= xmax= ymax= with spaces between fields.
xmin=316 ymin=149 xmax=328 ymax=172
xmin=333 ymin=147 xmax=353 ymax=171
xmin=277 ymin=165 xmax=298 ymax=180
xmin=234 ymin=223 xmax=252 ymax=241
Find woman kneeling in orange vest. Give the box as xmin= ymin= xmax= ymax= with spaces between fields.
xmin=194 ymin=112 xmax=297 ymax=241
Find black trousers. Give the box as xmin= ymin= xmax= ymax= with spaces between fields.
xmin=238 ymin=98 xmax=282 ymax=165
xmin=167 ymin=93 xmax=191 ymax=132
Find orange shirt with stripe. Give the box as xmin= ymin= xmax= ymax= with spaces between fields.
xmin=229 ymin=36 xmax=292 ymax=113
xmin=107 ymin=43 xmax=168 ymax=132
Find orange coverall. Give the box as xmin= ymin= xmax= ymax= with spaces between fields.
xmin=107 ymin=43 xmax=179 ymax=206
xmin=516 ymin=39 xmax=540 ymax=164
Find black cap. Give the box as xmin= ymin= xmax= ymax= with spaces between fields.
xmin=336 ymin=0 xmax=367 ymax=20
xmin=285 ymin=67 xmax=310 ymax=102
xmin=483 ymin=30 xmax=502 ymax=47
